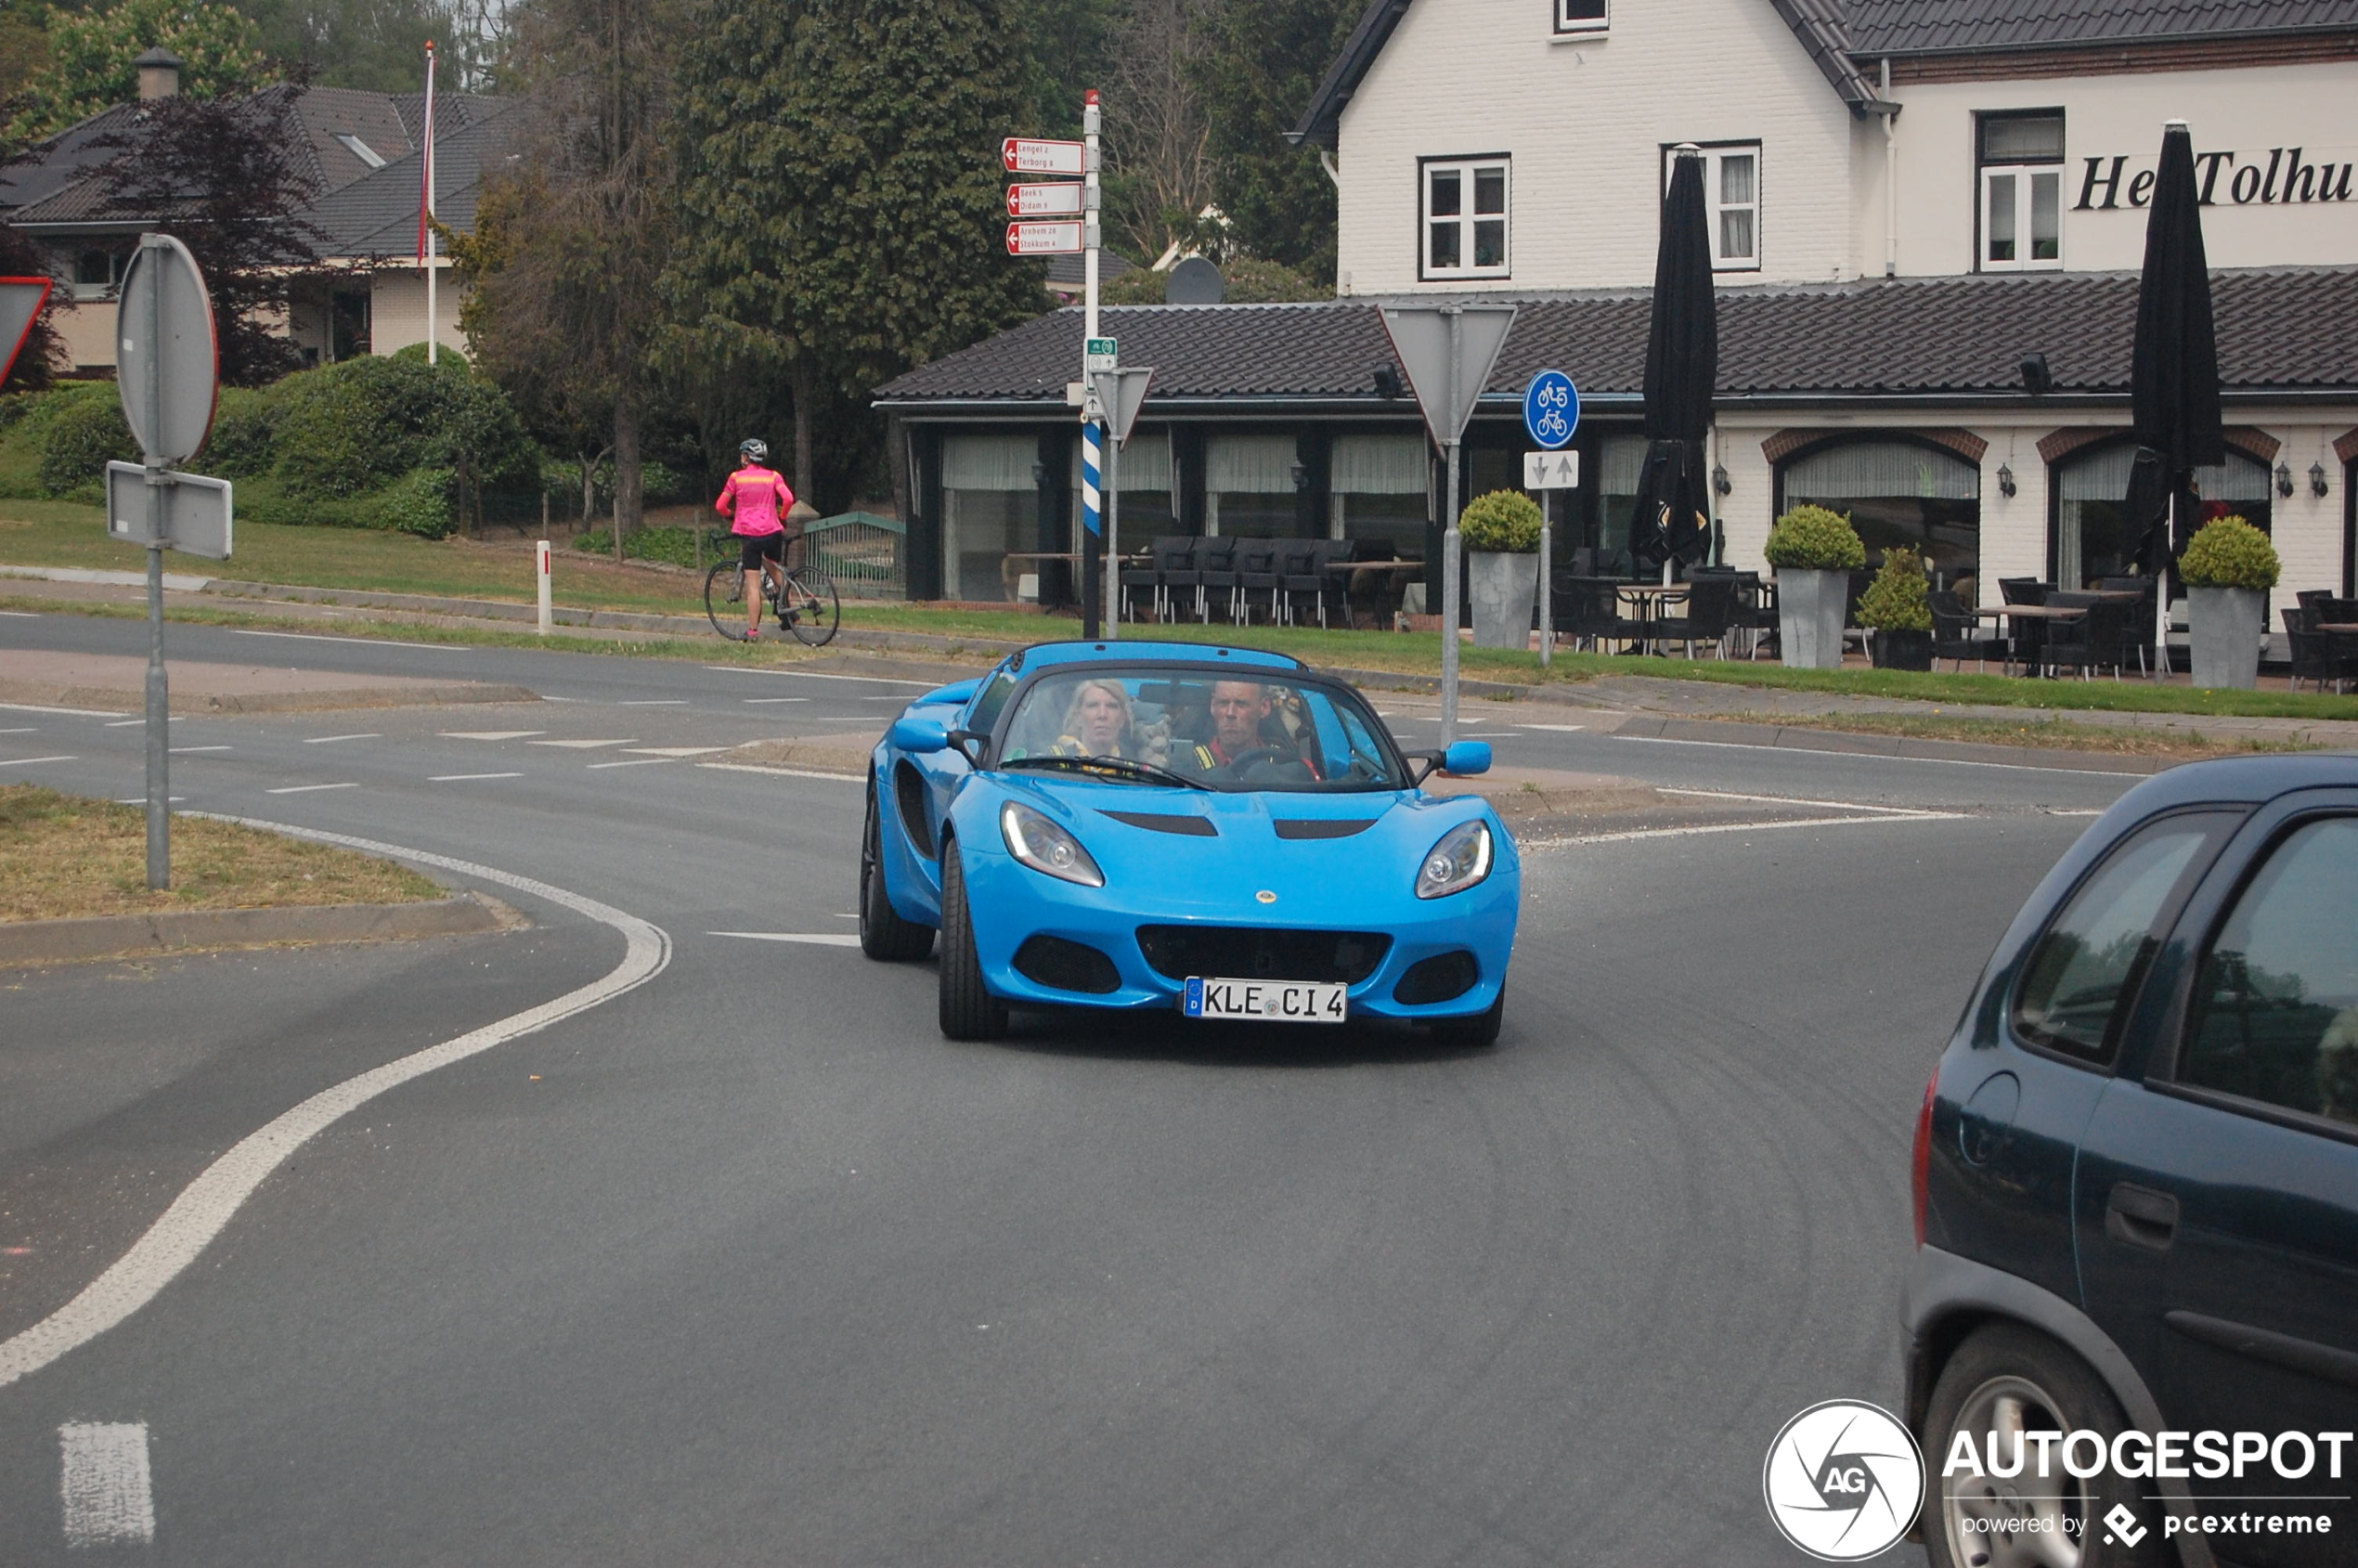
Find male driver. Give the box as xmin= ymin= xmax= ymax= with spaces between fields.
xmin=1182 ymin=680 xmax=1317 ymax=778
xmin=716 ymin=438 xmax=794 ymax=641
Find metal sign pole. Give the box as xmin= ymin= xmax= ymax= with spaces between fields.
xmin=1079 ymin=88 xmax=1104 ymax=639
xmin=139 ymin=236 xmax=169 ymax=889
xmin=1104 ymin=433 xmax=1121 ymax=639
xmin=1440 ymin=308 xmax=1462 ymax=747
xmin=1539 ymin=489 xmax=1552 ymax=669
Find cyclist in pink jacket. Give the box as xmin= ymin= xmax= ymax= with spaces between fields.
xmin=716 ymin=438 xmax=796 ymax=640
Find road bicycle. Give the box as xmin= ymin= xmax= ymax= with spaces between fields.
xmin=704 ymin=532 xmax=839 ymax=646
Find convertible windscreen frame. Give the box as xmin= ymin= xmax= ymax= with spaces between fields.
xmin=974 ymin=661 xmax=1416 ymax=795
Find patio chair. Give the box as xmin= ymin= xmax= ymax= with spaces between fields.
xmin=1647 ymin=575 xmax=1738 ymax=658
xmin=1997 ymin=577 xmax=2053 ymax=672
xmin=1234 ymin=538 xmax=1282 ymax=624
xmin=2283 ymin=607 xmax=2340 ymax=693
xmin=1123 ymin=536 xmax=1188 ymax=623
xmin=1190 ymin=537 xmax=1239 ymax=623
xmin=1931 ymin=590 xmax=2008 ymax=673
xmin=2040 ymin=591 xmax=2122 ymax=680
xmin=1552 ymin=576 xmax=1652 ymax=653
xmin=1279 ymin=539 xmax=1338 ymax=628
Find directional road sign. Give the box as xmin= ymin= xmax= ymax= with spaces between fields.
xmin=1006 ymin=220 xmax=1084 ymax=256
xmin=1377 ymin=305 xmax=1517 ymax=448
xmin=115 ymin=234 xmax=217 ymax=466
xmin=1003 ymin=137 xmax=1086 ymax=176
xmin=107 ymin=462 xmax=232 ymax=559
xmin=0 ymin=277 xmax=52 ymax=386
xmin=1523 ymin=449 xmax=1581 ymax=489
xmin=1522 ymin=369 xmax=1579 ymax=449
xmin=1091 ymin=367 xmax=1153 ymax=446
xmin=1007 ymin=182 xmax=1085 ymax=217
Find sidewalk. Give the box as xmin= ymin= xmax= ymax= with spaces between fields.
xmin=0 ymin=646 xmax=536 ymax=713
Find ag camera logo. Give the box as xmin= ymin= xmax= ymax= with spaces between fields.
xmin=1763 ymin=1400 xmax=1926 ymax=1561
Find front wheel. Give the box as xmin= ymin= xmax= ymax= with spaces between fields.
xmin=860 ymin=783 xmax=935 ymax=961
xmin=937 ymin=840 xmax=1006 ymax=1041
xmin=1922 ymin=1324 xmax=2162 ymax=1568
xmin=705 ymin=560 xmax=749 ymax=641
xmin=1427 ymin=987 xmax=1504 ymax=1049
xmin=784 ymin=567 xmax=840 ymax=646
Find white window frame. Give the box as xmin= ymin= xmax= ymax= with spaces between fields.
xmin=1664 ymin=143 xmax=1761 ymax=273
xmin=1976 ymin=112 xmax=2065 ymax=272
xmin=1419 ymin=157 xmax=1511 ymax=281
xmin=1553 ymin=0 xmax=1607 ymax=36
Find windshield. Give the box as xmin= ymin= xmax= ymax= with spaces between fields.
xmin=994 ymin=667 xmax=1406 ymax=792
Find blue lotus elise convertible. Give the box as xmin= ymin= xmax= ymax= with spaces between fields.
xmin=859 ymin=641 xmax=1520 ymax=1044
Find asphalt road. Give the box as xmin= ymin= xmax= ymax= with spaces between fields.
xmin=0 ymin=610 xmax=2138 ymax=1564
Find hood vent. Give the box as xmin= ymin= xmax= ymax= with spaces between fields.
xmin=1100 ymin=810 xmax=1217 ymax=836
xmin=1273 ymin=819 xmax=1376 ymax=840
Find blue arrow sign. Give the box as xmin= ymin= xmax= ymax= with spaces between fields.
xmin=1522 ymin=369 xmax=1578 ymax=451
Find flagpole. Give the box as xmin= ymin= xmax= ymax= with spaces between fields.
xmin=421 ymin=40 xmax=437 ymax=366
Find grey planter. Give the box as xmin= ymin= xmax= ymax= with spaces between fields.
xmin=1776 ymin=568 xmax=1849 ymax=668
xmin=1468 ymin=551 xmax=1538 ymax=650
xmin=2187 ymin=585 xmax=2267 ymax=689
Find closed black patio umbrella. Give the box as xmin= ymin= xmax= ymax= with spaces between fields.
xmin=1629 ymin=144 xmax=1718 ymax=580
xmin=2127 ymin=118 xmax=2222 ymax=673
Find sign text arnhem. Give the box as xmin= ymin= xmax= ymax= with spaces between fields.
xmin=2075 ymin=146 xmax=2356 ymax=211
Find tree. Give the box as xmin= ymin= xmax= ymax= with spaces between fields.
xmin=664 ymin=0 xmax=1042 ymax=506
xmin=88 ymin=86 xmax=330 ymax=386
xmin=1101 ymin=0 xmax=1217 ymax=263
xmin=237 ymin=0 xmax=510 ymax=95
xmin=466 ymin=0 xmax=680 ymax=557
xmin=5 ymin=0 xmax=267 ymax=145
xmin=1195 ymin=0 xmax=1354 ymax=279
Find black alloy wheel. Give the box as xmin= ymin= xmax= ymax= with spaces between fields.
xmin=860 ymin=783 xmax=936 ymax=961
xmin=937 ymin=839 xmax=1008 ymax=1041
xmin=1426 ymin=987 xmax=1504 ymax=1049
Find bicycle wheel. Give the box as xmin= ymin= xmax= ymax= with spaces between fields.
xmin=785 ymin=567 xmax=840 ymax=646
xmin=705 ymin=560 xmax=749 ymax=641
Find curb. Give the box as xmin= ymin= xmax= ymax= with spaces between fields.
xmin=0 ymin=891 xmax=519 ymax=967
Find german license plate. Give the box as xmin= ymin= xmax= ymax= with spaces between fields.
xmin=1182 ymin=977 xmax=1348 ymax=1023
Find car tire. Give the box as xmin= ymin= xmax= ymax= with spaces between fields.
xmin=860 ymin=783 xmax=935 ymax=962
xmin=937 ymin=838 xmax=1007 ymax=1041
xmin=1922 ymin=1323 xmax=2163 ymax=1568
xmin=1427 ymin=988 xmax=1504 ymax=1049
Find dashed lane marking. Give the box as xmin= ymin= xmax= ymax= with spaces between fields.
xmin=615 ymin=699 xmax=687 ymax=706
xmin=701 ymin=666 xmax=936 ymax=686
xmin=710 ymin=931 xmax=864 ymax=947
xmin=1655 ymin=786 xmax=1933 ymax=816
xmin=429 ymin=771 xmax=523 ymax=782
xmin=0 ymin=725 xmax=35 ymax=733
xmin=527 ymin=737 xmax=637 ymax=749
xmin=114 ymin=797 xmax=186 ymax=804
xmin=588 ymin=758 xmax=672 ymax=769
xmin=742 ymin=696 xmax=810 ymax=704
xmin=233 ymin=628 xmax=456 ymax=651
xmin=0 ymin=755 xmax=75 ymax=766
xmin=1607 ymin=732 xmax=2140 ymax=778
xmin=697 ymin=761 xmax=862 ymax=784
xmin=440 ymin=731 xmax=545 ymax=741
xmin=1515 ymin=722 xmax=1587 ymax=732
xmin=169 ymin=745 xmax=233 ymax=754
xmin=1 ymin=702 xmax=125 ymax=717
xmin=58 ymin=1421 xmax=153 ymax=1548
xmin=105 ymin=716 xmax=178 ymax=726
xmin=622 ymin=745 xmax=729 ymax=758
xmin=304 ymin=732 xmax=380 ymax=744
xmin=0 ymin=826 xmax=669 ymax=1394
xmin=1531 ymin=810 xmax=1974 ymax=848
xmin=266 ymin=782 xmax=356 ymax=795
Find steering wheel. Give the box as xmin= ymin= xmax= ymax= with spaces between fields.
xmin=1223 ymin=746 xmax=1292 ymax=778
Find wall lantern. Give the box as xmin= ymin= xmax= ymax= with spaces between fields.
xmin=2276 ymin=462 xmax=2295 ymax=498
xmin=1998 ymin=463 xmax=2017 ymax=498
xmin=2313 ymin=462 xmax=2331 ymax=499
xmin=1031 ymin=460 xmax=1048 ymax=487
xmin=1291 ymin=460 xmax=1311 ymax=492
xmin=1712 ymin=463 xmax=1730 ymax=496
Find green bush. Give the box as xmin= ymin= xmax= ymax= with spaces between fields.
xmin=35 ymin=383 xmax=136 ymax=498
xmin=575 ymin=525 xmax=704 ymax=567
xmin=270 ymin=356 xmax=533 ymax=500
xmin=1765 ymin=505 xmax=1866 ymax=571
xmin=2178 ymin=515 xmax=2279 ymax=590
xmin=202 ymin=386 xmax=279 ymax=478
xmin=1855 ymin=547 xmax=1933 ymax=631
xmin=234 ymin=468 xmax=457 ymax=538
xmin=1458 ymin=488 xmax=1544 ymax=552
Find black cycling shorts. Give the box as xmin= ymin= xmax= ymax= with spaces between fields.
xmin=738 ymin=533 xmax=785 ymax=572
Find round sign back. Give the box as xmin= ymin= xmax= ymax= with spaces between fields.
xmin=115 ymin=235 xmax=218 ymax=467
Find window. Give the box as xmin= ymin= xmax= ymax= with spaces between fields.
xmin=1421 ymin=158 xmax=1509 ymax=280
xmin=1978 ymin=112 xmax=2064 ymax=270
xmin=1554 ymin=0 xmax=1606 ymax=34
xmin=2013 ymin=816 xmax=2226 ymax=1066
xmin=1779 ymin=439 xmax=1980 ymax=577
xmin=1328 ymin=434 xmax=1427 ymax=555
xmin=940 ymin=434 xmax=1041 ymax=603
xmin=1672 ymin=145 xmax=1761 ymax=270
xmin=2183 ymin=818 xmax=2358 ymax=1128
xmin=71 ymin=250 xmax=120 ymax=302
xmin=331 ymin=132 xmax=387 ymax=168
xmin=2051 ymin=443 xmax=2274 ymax=589
xmin=1205 ymin=434 xmax=1301 ymax=537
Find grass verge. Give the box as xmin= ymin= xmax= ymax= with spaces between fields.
xmin=1699 ymin=710 xmax=2328 ymax=758
xmin=0 ymin=784 xmax=444 ymax=922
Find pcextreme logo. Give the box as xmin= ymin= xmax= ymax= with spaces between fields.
xmin=1762 ymin=1400 xmax=1926 ymax=1561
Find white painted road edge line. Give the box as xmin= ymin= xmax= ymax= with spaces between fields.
xmin=0 ymin=823 xmax=672 ymax=1394
xmin=265 ymin=782 xmax=356 ymax=795
xmin=1609 ymin=732 xmax=2139 ymax=778
xmin=701 ymin=665 xmax=937 ymax=686
xmin=710 ymin=931 xmax=864 ymax=947
xmin=303 ymin=733 xmax=380 ymax=745
xmin=1528 ymin=810 xmax=1974 ymax=849
xmin=1655 ymin=785 xmax=1932 ymax=816
xmin=0 ymin=755 xmax=75 ymax=767
xmin=698 ymin=761 xmax=863 ymax=784
xmin=59 ymin=1421 xmax=153 ymax=1548
xmin=232 ymin=628 xmax=457 ymax=651
xmin=0 ymin=702 xmax=125 ymax=718
xmin=430 ymin=771 xmax=524 ymax=782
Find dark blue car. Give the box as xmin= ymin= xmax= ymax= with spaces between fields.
xmin=1907 ymin=755 xmax=2358 ymax=1568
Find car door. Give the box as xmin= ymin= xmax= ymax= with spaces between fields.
xmin=2074 ymin=794 xmax=2358 ymax=1567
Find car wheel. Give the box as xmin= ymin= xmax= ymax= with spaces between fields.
xmin=1427 ymin=988 xmax=1503 ymax=1049
xmin=937 ymin=838 xmax=1007 ymax=1041
xmin=860 ymin=783 xmax=935 ymax=962
xmin=1923 ymin=1323 xmax=2162 ymax=1568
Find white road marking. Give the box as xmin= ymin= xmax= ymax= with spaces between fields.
xmin=742 ymin=696 xmax=809 ymax=704
xmin=0 ymin=754 xmax=75 ymax=766
xmin=710 ymin=931 xmax=863 ymax=947
xmin=701 ymin=666 xmax=936 ymax=686
xmin=1608 ymin=732 xmax=2141 ymax=778
xmin=615 ymin=699 xmax=687 ymax=706
xmin=698 ymin=761 xmax=862 ymax=784
xmin=266 ymin=782 xmax=357 ymax=795
xmin=623 ymin=745 xmax=728 ymax=757
xmin=0 ymin=609 xmax=37 ymax=616
xmin=170 ymin=745 xmax=233 ymax=754
xmin=1532 ymin=810 xmax=1973 ymax=848
xmin=440 ymin=731 xmax=545 ymax=741
xmin=1656 ymin=786 xmax=1932 ymax=816
xmin=430 ymin=771 xmax=523 ymax=782
xmin=114 ymin=797 xmax=186 ymax=805
xmin=829 ymin=912 xmax=860 ymax=920
xmin=232 ymin=628 xmax=456 ymax=651
xmin=105 ymin=716 xmax=178 ymax=726
xmin=304 ymin=732 xmax=380 ymax=744
xmin=58 ymin=1421 xmax=153 ymax=1548
xmin=0 ymin=725 xmax=36 ymax=733
xmin=0 ymin=826 xmax=670 ymax=1393
xmin=0 ymin=702 xmax=126 ymax=717
xmin=527 ymin=737 xmax=637 ymax=749
xmin=1516 ymin=722 xmax=1587 ymax=732
xmin=588 ymin=758 xmax=672 ymax=769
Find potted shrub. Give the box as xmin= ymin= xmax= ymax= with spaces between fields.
xmin=1459 ymin=489 xmax=1544 ymax=650
xmin=1764 ymin=505 xmax=1865 ymax=668
xmin=2179 ymin=515 xmax=2278 ymax=690
xmin=1856 ymin=547 xmax=1934 ymax=670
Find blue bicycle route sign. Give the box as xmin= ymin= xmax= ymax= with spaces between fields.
xmin=1522 ymin=369 xmax=1578 ymax=450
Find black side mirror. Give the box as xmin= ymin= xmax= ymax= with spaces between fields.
xmin=947 ymin=728 xmax=988 ymax=768
xmin=1405 ymin=748 xmax=1443 ymax=785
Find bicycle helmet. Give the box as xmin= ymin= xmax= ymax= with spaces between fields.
xmin=739 ymin=438 xmax=769 ymax=462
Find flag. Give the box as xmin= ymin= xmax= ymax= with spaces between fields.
xmin=416 ymin=41 xmax=437 ymax=263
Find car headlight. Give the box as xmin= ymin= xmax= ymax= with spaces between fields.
xmin=1001 ymin=801 xmax=1105 ymax=888
xmin=1415 ymin=820 xmax=1493 ymax=900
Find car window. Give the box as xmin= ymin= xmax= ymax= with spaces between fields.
xmin=965 ymin=670 xmax=1017 ymax=737
xmin=2013 ymin=816 xmax=2224 ymax=1066
xmin=2181 ymin=816 xmax=2358 ymax=1128
xmin=992 ymin=667 xmax=1404 ymax=791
